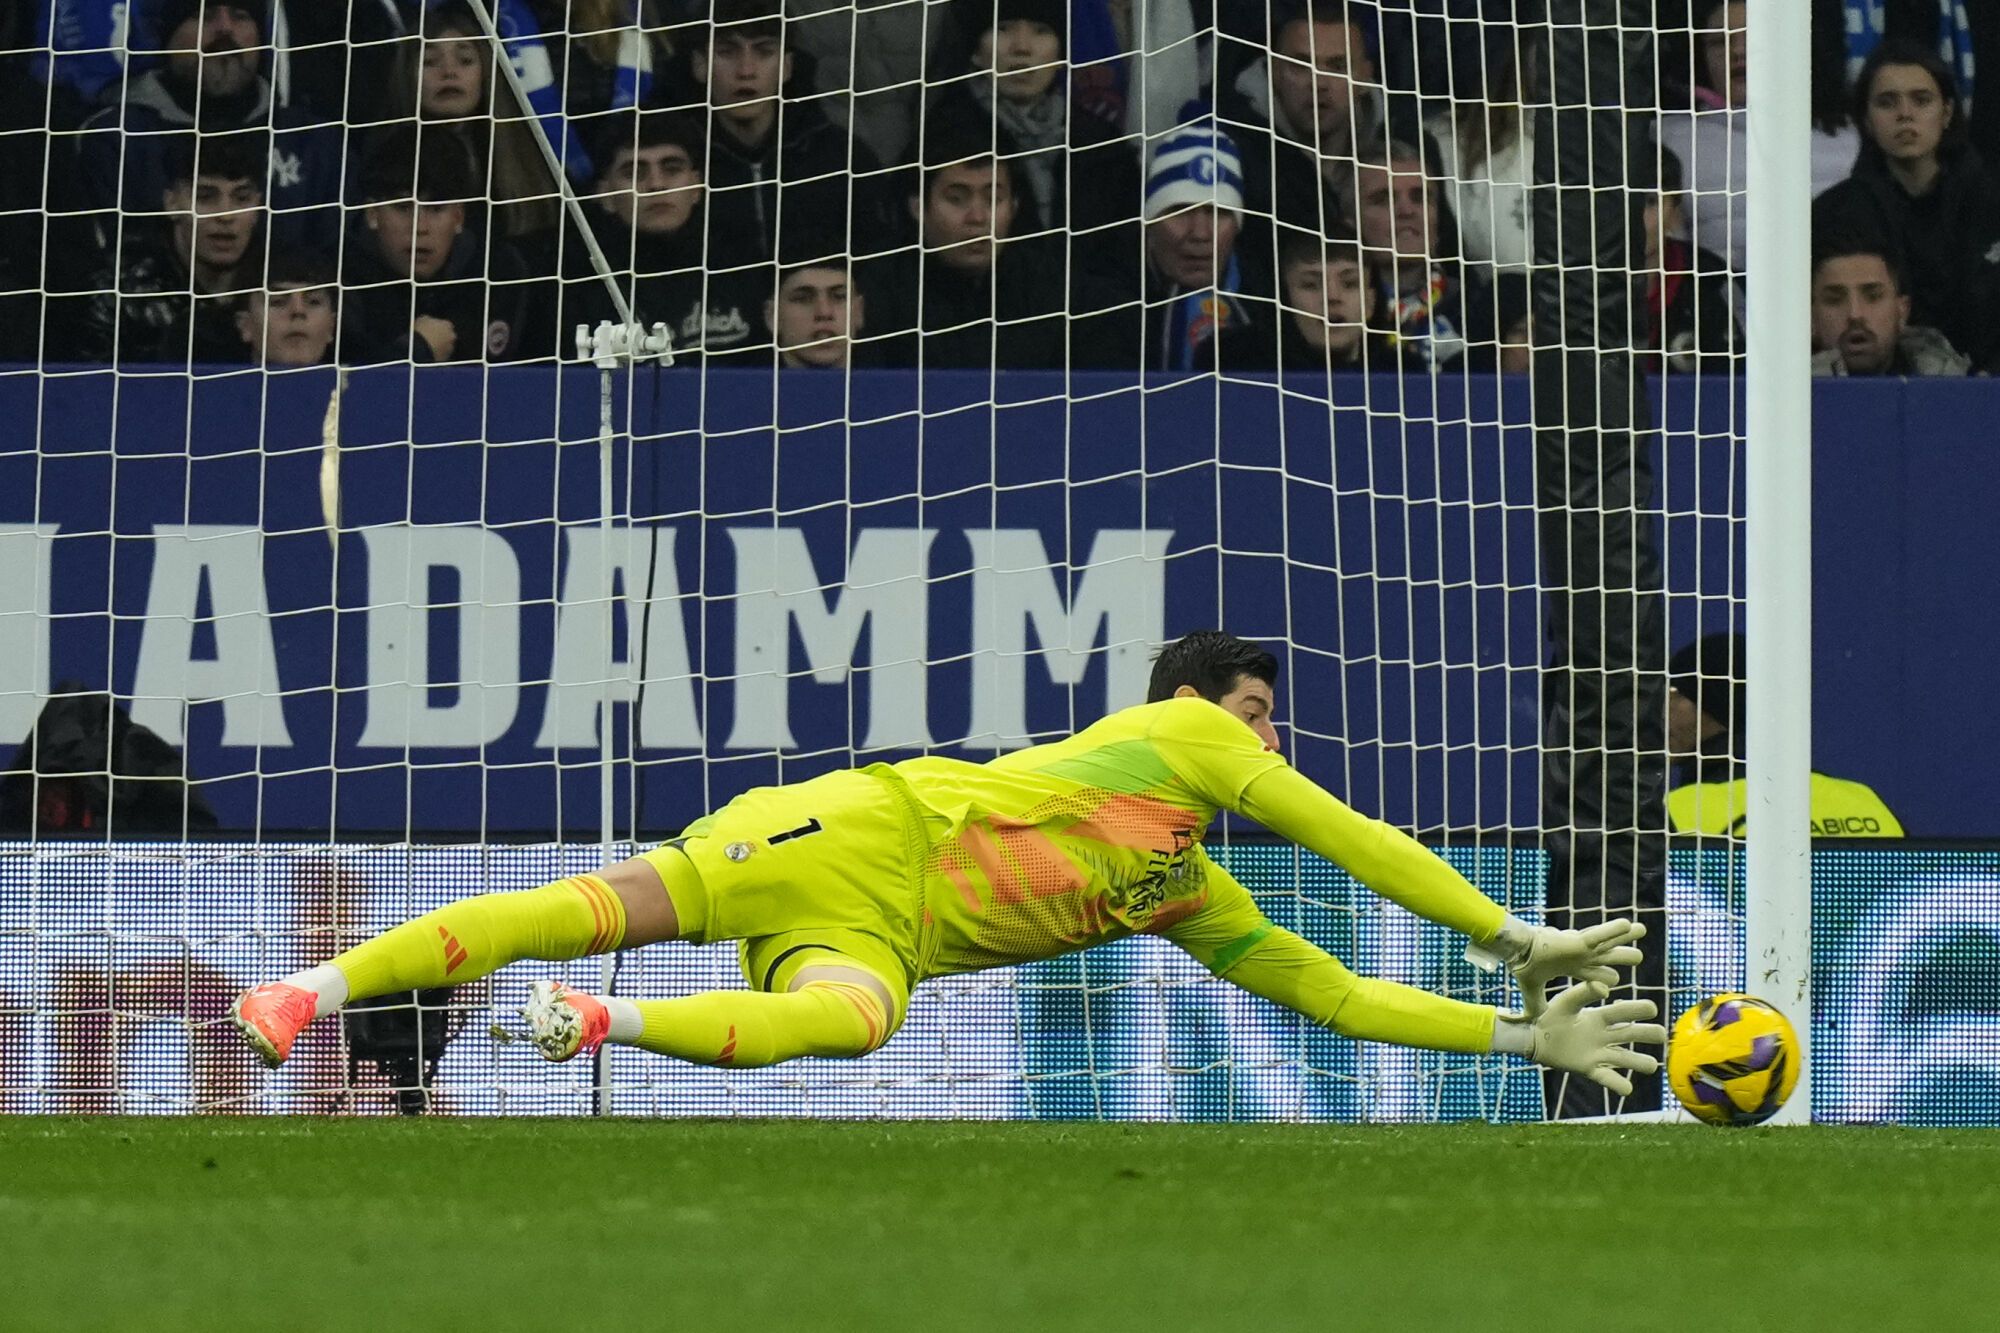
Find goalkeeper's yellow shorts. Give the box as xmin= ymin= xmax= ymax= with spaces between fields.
xmin=638 ymin=766 xmax=934 ymax=1025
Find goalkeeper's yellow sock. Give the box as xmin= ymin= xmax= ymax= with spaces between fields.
xmin=293 ymin=876 xmax=627 ymax=1015
xmin=611 ymin=982 xmax=891 ymax=1068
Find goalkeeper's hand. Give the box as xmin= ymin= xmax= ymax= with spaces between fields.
xmin=1494 ymin=981 xmax=1668 ymax=1097
xmin=1467 ymin=916 xmax=1647 ymax=1019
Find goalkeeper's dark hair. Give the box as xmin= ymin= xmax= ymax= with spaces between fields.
xmin=1146 ymin=631 xmax=1278 ymax=704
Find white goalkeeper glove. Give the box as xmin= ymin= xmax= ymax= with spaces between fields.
xmin=1466 ymin=915 xmax=1647 ymax=1019
xmin=1491 ymin=980 xmax=1668 ymax=1097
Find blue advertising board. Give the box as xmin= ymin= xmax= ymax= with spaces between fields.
xmin=0 ymin=369 xmax=1992 ymax=835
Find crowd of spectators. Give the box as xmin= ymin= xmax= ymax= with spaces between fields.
xmin=0 ymin=0 xmax=1995 ymax=378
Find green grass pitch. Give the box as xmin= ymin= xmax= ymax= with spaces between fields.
xmin=6 ymin=1119 xmax=1998 ymax=1331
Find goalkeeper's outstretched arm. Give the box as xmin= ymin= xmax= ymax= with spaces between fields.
xmin=1168 ymin=704 xmax=1648 ymax=1016
xmin=1168 ymin=865 xmax=1666 ymax=1093
xmin=1150 ymin=697 xmax=1646 ymax=1017
xmin=1230 ymin=763 xmax=1648 ymax=1021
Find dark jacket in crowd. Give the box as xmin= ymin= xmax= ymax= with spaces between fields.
xmin=1213 ymin=74 xmax=1433 ymax=238
xmin=1071 ymin=252 xmax=1276 ymax=373
xmin=1220 ymin=116 xmax=1349 ymax=238
xmin=540 ymin=204 xmax=766 ymax=364
xmin=704 ymin=100 xmax=884 ymax=265
xmin=1201 ymin=305 xmax=1401 ymax=376
xmin=1815 ymin=144 xmax=2000 ymax=368
xmin=921 ymin=82 xmax=1146 ymax=270
xmin=863 ymin=234 xmax=1066 ymax=369
xmin=70 ymin=69 xmax=344 ymax=257
xmin=1647 ymin=238 xmax=1741 ymax=376
xmin=67 ymin=232 xmax=257 ymax=366
xmin=340 ymin=229 xmax=541 ymax=364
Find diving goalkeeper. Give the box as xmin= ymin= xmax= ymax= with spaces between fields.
xmin=233 ymin=631 xmax=1666 ymax=1091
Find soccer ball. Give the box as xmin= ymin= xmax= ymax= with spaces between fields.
xmin=1666 ymin=993 xmax=1801 ymax=1126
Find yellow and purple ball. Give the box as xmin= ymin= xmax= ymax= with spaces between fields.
xmin=1666 ymin=993 xmax=1801 ymax=1127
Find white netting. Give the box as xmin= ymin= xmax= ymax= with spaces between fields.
xmin=0 ymin=0 xmax=1781 ymax=1119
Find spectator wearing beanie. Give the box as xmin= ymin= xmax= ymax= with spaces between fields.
xmin=1073 ymin=123 xmax=1274 ymax=371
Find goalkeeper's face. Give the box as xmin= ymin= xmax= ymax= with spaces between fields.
xmin=1227 ymin=678 xmax=1281 ymax=754
xmin=1180 ymin=676 xmax=1282 ymax=755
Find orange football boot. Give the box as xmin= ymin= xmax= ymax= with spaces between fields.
xmin=231 ymin=982 xmax=318 ymax=1068
xmin=521 ymin=980 xmax=610 ymax=1063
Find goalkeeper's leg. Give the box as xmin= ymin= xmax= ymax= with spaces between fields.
xmin=523 ymin=931 xmax=908 ymax=1067
xmin=231 ymin=849 xmax=698 ymax=1068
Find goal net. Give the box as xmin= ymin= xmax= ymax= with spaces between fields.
xmin=1 ymin=0 xmax=1764 ymax=1119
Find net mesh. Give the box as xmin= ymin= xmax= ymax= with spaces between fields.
xmin=0 ymin=0 xmax=1763 ymax=1118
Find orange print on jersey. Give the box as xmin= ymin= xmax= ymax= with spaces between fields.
xmin=436 ymin=925 xmax=468 ymax=975
xmin=1065 ymin=793 xmax=1202 ymax=851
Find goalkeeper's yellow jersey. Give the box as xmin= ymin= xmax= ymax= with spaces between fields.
xmin=888 ymin=697 xmax=1508 ymax=1002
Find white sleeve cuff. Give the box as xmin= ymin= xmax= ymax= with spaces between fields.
xmin=1490 ymin=1014 xmax=1536 ymax=1056
xmin=1464 ymin=915 xmax=1535 ymax=972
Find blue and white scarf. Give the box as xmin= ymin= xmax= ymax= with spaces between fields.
xmin=1164 ymin=252 xmax=1247 ymax=371
xmin=609 ymin=5 xmax=654 ymax=111
xmin=1846 ymin=0 xmax=1977 ymax=114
